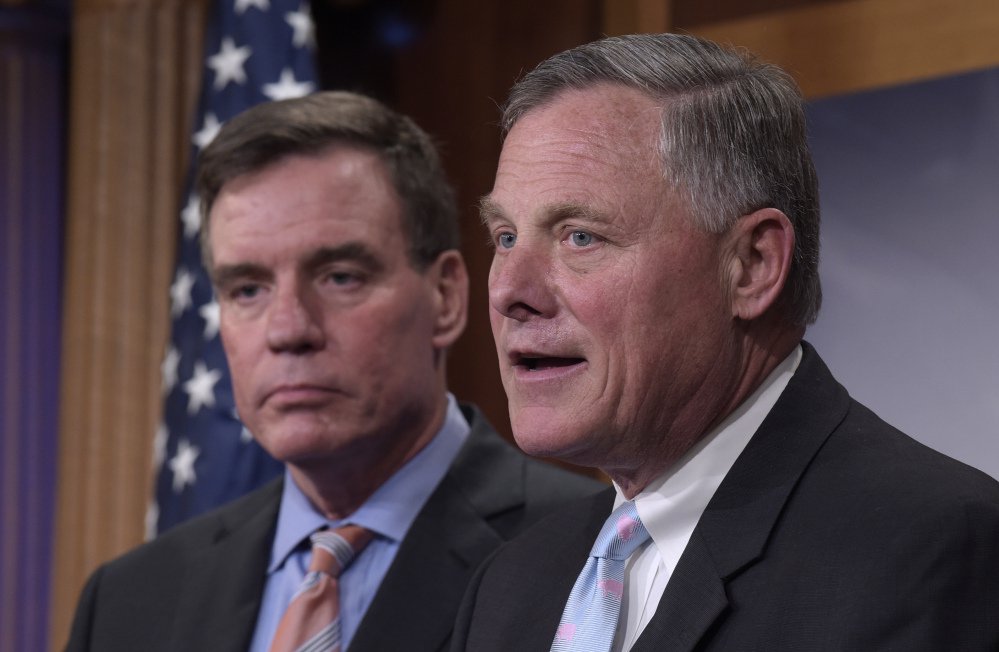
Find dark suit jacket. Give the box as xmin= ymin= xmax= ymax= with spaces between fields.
xmin=65 ymin=404 xmax=602 ymax=652
xmin=453 ymin=344 xmax=999 ymax=651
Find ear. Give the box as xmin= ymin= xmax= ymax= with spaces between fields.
xmin=725 ymin=208 xmax=795 ymax=321
xmin=427 ymin=249 xmax=469 ymax=349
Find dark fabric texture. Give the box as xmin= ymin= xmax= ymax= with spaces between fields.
xmin=65 ymin=404 xmax=603 ymax=652
xmin=452 ymin=344 xmax=999 ymax=651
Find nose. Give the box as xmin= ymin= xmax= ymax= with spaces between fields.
xmin=488 ymin=241 xmax=556 ymax=322
xmin=265 ymin=282 xmax=325 ymax=354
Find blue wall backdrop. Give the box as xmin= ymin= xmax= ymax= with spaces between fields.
xmin=807 ymin=66 xmax=999 ymax=480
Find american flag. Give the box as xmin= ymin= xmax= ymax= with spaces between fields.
xmin=149 ymin=0 xmax=318 ymax=537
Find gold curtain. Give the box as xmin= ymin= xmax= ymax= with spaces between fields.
xmin=49 ymin=0 xmax=208 ymax=647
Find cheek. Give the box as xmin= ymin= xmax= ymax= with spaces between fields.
xmin=564 ymin=270 xmax=642 ymax=341
xmin=344 ymin=295 xmax=435 ymax=364
xmin=220 ymin=319 xmax=267 ymax=375
xmin=219 ymin=324 xmax=248 ymax=373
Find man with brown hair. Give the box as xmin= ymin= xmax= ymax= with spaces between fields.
xmin=66 ymin=91 xmax=600 ymax=652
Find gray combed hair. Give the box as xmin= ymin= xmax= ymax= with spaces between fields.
xmin=502 ymin=33 xmax=821 ymax=326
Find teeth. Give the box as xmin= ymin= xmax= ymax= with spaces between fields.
xmin=525 ymin=358 xmax=538 ymax=371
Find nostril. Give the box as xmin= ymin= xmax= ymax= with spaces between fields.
xmin=506 ymin=301 xmax=543 ymax=321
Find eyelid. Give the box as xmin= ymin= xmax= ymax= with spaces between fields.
xmin=212 ymin=265 xmax=269 ymax=292
xmin=488 ymin=224 xmax=517 ymax=250
xmin=560 ymin=226 xmax=600 ymax=246
xmin=319 ymin=266 xmax=366 ymax=289
xmin=220 ymin=276 xmax=262 ymax=296
xmin=225 ymin=280 xmax=267 ymax=305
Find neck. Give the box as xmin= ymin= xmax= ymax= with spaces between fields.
xmin=288 ymin=395 xmax=449 ymax=520
xmin=609 ymin=325 xmax=803 ymax=499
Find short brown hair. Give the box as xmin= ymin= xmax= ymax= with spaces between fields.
xmin=197 ymin=91 xmax=459 ymax=270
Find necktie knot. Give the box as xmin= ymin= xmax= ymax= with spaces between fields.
xmin=309 ymin=524 xmax=375 ymax=578
xmin=268 ymin=524 xmax=374 ymax=652
xmin=589 ymin=500 xmax=650 ymax=561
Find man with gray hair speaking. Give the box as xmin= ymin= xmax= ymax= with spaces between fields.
xmin=453 ymin=33 xmax=999 ymax=651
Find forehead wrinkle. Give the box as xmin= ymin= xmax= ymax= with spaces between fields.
xmin=543 ymin=88 xmax=663 ymax=171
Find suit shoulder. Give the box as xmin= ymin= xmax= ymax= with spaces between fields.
xmin=824 ymin=398 xmax=999 ymax=504
xmin=94 ymin=479 xmax=282 ymax=579
xmin=454 ymin=403 xmax=605 ymax=537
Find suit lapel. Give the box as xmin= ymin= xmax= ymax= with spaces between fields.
xmin=348 ymin=406 xmax=527 ymax=652
xmin=168 ymin=480 xmax=282 ymax=651
xmin=632 ymin=532 xmax=728 ymax=652
xmin=633 ymin=343 xmax=851 ymax=651
xmin=349 ymin=473 xmax=506 ymax=651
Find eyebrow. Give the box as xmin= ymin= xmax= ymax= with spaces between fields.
xmin=211 ymin=262 xmax=268 ymax=290
xmin=478 ymin=195 xmax=505 ymax=226
xmin=545 ymin=202 xmax=607 ymax=225
xmin=211 ymin=242 xmax=385 ymax=288
xmin=478 ymin=196 xmax=608 ymax=228
xmin=301 ymin=242 xmax=384 ymax=275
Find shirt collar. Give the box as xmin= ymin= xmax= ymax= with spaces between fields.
xmin=615 ymin=345 xmax=802 ymax=567
xmin=267 ymin=393 xmax=470 ymax=573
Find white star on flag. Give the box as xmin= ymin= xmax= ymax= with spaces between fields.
xmin=208 ymin=37 xmax=252 ymax=89
xmin=182 ymin=361 xmax=222 ymax=414
xmin=234 ymin=0 xmax=269 ymax=14
xmin=170 ymin=269 xmax=196 ymax=317
xmin=262 ymin=67 xmax=315 ymax=101
xmin=161 ymin=346 xmax=180 ymax=393
xmin=199 ymin=299 xmax=220 ymax=340
xmin=181 ymin=193 xmax=201 ymax=239
xmin=193 ymin=112 xmax=222 ymax=150
xmin=285 ymin=4 xmax=315 ymax=48
xmin=168 ymin=439 xmax=201 ymax=493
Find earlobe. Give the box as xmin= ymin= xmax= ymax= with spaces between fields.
xmin=430 ymin=250 xmax=469 ymax=348
xmin=729 ymin=208 xmax=795 ymax=321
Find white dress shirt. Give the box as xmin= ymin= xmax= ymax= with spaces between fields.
xmin=612 ymin=346 xmax=802 ymax=651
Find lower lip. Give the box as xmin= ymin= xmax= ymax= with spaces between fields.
xmin=511 ymin=360 xmax=588 ymax=384
xmin=266 ymin=387 xmax=334 ymax=407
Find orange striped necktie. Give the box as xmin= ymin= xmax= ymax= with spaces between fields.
xmin=268 ymin=525 xmax=375 ymax=652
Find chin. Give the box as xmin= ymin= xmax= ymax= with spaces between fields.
xmin=510 ymin=414 xmax=592 ymax=463
xmin=255 ymin=424 xmax=339 ymax=464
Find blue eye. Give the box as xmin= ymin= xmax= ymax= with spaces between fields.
xmin=498 ymin=233 xmax=517 ymax=249
xmin=329 ymin=272 xmax=356 ymax=285
xmin=233 ymin=284 xmax=260 ymax=300
xmin=570 ymin=231 xmax=593 ymax=247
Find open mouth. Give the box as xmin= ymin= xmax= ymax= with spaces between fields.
xmin=517 ymin=356 xmax=585 ymax=371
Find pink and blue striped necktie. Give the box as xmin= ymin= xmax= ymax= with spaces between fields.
xmin=550 ymin=501 xmax=651 ymax=652
xmin=268 ymin=525 xmax=374 ymax=652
